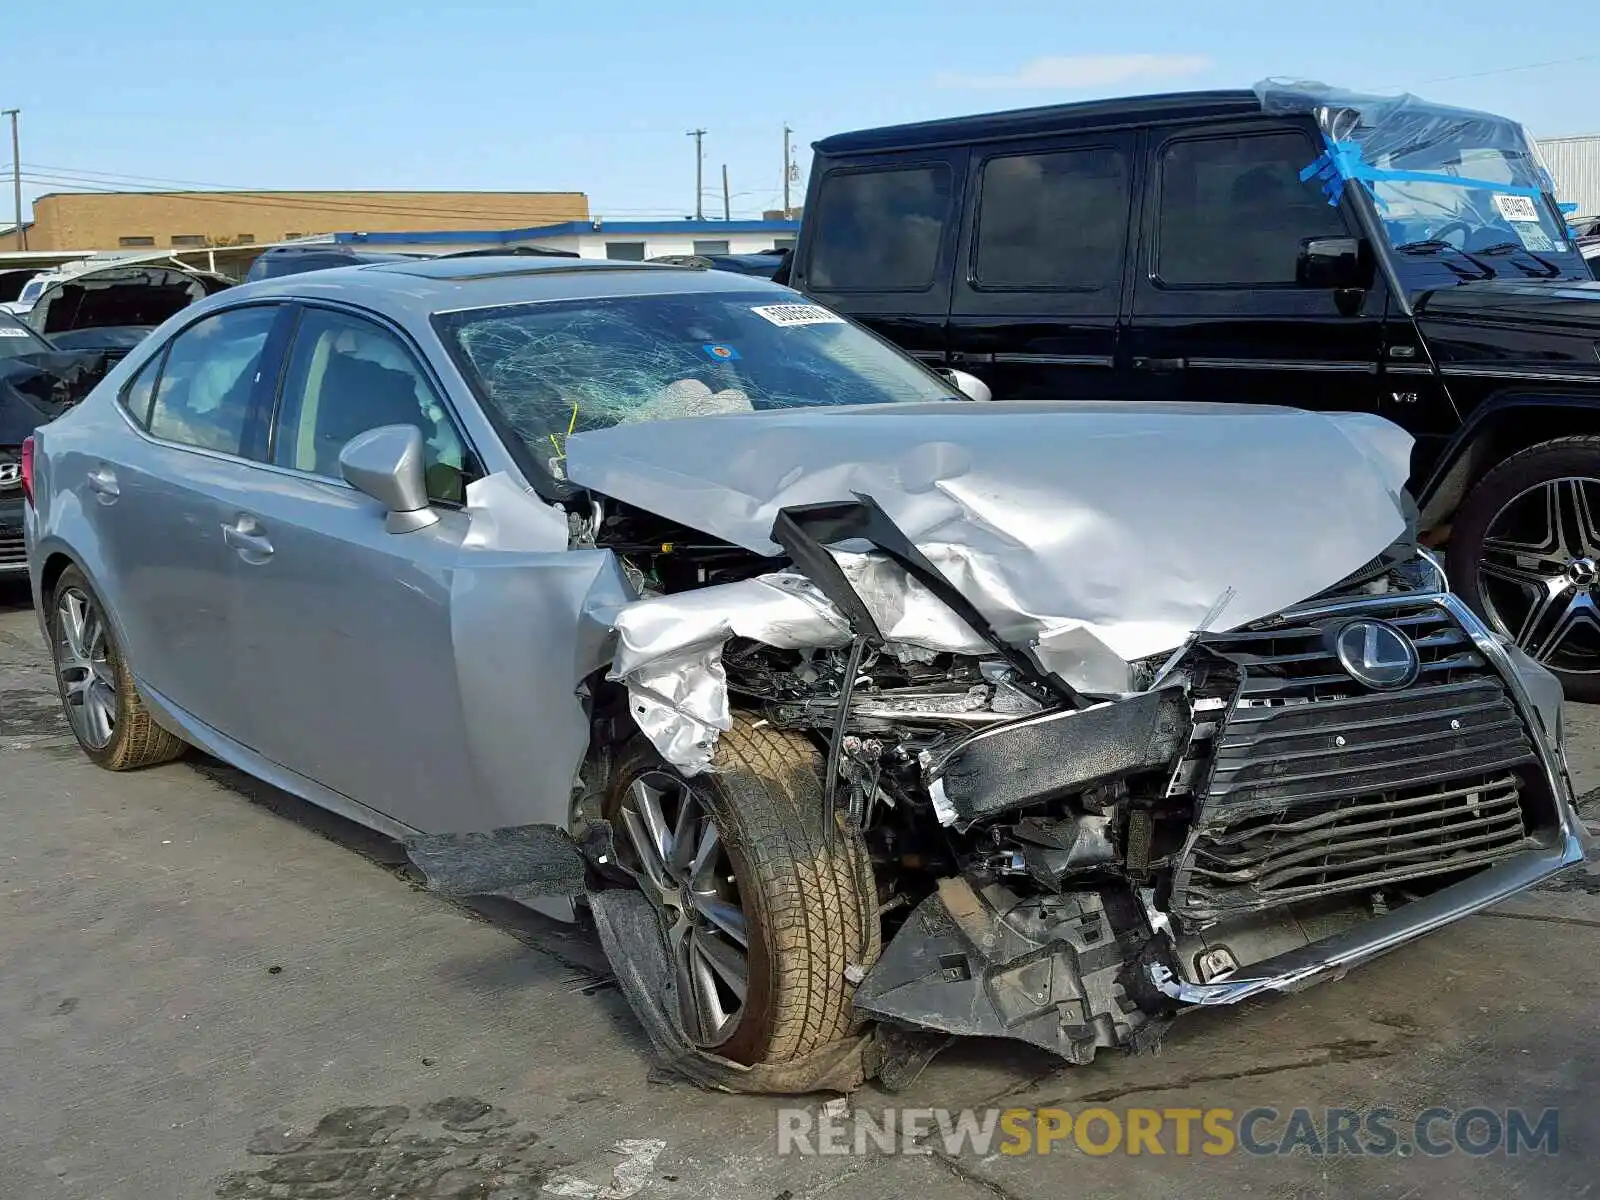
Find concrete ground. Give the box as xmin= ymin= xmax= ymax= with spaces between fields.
xmin=1 ymin=578 xmax=1596 ymax=1200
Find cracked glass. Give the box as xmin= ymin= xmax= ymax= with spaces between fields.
xmin=435 ymin=291 xmax=957 ymax=480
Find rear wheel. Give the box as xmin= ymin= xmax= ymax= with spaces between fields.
xmin=1448 ymin=437 xmax=1600 ymax=701
xmin=603 ymin=719 xmax=878 ymax=1065
xmin=47 ymin=565 xmax=186 ymax=769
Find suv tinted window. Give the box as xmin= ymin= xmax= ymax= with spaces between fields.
xmin=974 ymin=146 xmax=1128 ymax=289
xmin=1156 ymin=132 xmax=1345 ymax=288
xmin=146 ymin=306 xmax=277 ymax=455
xmin=271 ymin=307 xmax=474 ymax=504
xmin=809 ymin=165 xmax=952 ymax=290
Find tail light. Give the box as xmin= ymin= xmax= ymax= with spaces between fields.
xmin=20 ymin=436 xmax=34 ymax=506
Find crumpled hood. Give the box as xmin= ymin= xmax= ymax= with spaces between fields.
xmin=566 ymin=400 xmax=1414 ymax=687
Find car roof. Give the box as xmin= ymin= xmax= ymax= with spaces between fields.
xmin=208 ymin=254 xmax=798 ymax=316
xmin=814 ymin=88 xmax=1266 ymax=155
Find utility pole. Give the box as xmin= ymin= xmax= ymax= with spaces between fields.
xmin=782 ymin=124 xmax=793 ymax=218
xmin=721 ymin=164 xmax=730 ymax=221
xmin=687 ymin=128 xmax=706 ymax=220
xmin=3 ymin=109 xmax=21 ymax=250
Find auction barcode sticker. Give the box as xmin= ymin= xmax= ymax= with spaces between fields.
xmin=750 ymin=303 xmax=845 ymax=327
xmin=0 ymin=327 xmax=29 ymax=337
xmin=1493 ymin=194 xmax=1541 ymax=223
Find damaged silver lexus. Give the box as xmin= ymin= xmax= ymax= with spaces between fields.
xmin=25 ymin=256 xmax=1590 ymax=1092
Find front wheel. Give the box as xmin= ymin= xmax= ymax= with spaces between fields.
xmin=1448 ymin=437 xmax=1600 ymax=701
xmin=602 ymin=719 xmax=879 ymax=1066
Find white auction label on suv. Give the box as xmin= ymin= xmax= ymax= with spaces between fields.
xmin=750 ymin=303 xmax=845 ymax=327
xmin=0 ymin=327 xmax=30 ymax=337
xmin=1493 ymin=194 xmax=1541 ymax=223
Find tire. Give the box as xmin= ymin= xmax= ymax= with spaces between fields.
xmin=1447 ymin=436 xmax=1600 ymax=702
xmin=47 ymin=565 xmax=187 ymax=769
xmin=603 ymin=718 xmax=879 ymax=1066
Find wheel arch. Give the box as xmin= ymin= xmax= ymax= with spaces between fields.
xmin=1418 ymin=392 xmax=1600 ymax=533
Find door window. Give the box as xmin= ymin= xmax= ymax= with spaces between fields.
xmin=146 ymin=305 xmax=278 ymax=455
xmin=270 ymin=307 xmax=475 ymax=503
xmin=1155 ymin=132 xmax=1347 ymax=288
xmin=973 ymin=146 xmax=1129 ymax=290
xmin=807 ymin=164 xmax=953 ymax=290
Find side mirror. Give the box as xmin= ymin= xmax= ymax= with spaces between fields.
xmin=338 ymin=424 xmax=439 ymax=534
xmin=937 ymin=367 xmax=994 ymax=402
xmin=1297 ymin=236 xmax=1374 ymax=290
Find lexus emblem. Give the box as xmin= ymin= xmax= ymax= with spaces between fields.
xmin=0 ymin=462 xmax=19 ymax=490
xmin=1334 ymin=619 xmax=1420 ymax=690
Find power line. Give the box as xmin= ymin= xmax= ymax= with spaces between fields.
xmin=1393 ymin=53 xmax=1600 ymax=89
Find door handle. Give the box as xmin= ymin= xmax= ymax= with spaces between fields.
xmin=222 ymin=516 xmax=274 ymax=562
xmin=1132 ymin=356 xmax=1187 ymax=373
xmin=86 ymin=466 xmax=120 ymax=502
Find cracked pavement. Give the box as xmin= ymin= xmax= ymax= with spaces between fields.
xmin=1 ymin=578 xmax=1596 ymax=1199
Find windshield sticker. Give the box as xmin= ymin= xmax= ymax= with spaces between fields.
xmin=1516 ymin=225 xmax=1557 ymax=253
xmin=0 ymin=327 xmax=30 ymax=337
xmin=750 ymin=303 xmax=845 ymax=328
xmin=1493 ymin=194 xmax=1541 ymax=223
xmin=702 ymin=343 xmax=740 ymax=361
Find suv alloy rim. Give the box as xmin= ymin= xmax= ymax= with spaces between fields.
xmin=1477 ymin=476 xmax=1600 ymax=672
xmin=54 ymin=587 xmax=118 ymax=749
xmin=615 ymin=771 xmax=750 ymax=1047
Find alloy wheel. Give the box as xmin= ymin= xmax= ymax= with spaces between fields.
xmin=614 ymin=772 xmax=750 ymax=1048
xmin=1476 ymin=476 xmax=1600 ymax=673
xmin=54 ymin=587 xmax=118 ymax=750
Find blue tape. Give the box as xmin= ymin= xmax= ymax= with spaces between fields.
xmin=1299 ymin=138 xmax=1545 ymax=208
xmin=1559 ymin=201 xmax=1579 ymax=215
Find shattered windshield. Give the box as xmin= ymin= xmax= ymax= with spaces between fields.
xmin=435 ymin=291 xmax=957 ymax=477
xmin=1257 ymin=80 xmax=1592 ymax=289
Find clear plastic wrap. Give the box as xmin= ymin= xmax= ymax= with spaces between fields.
xmin=1254 ymin=79 xmax=1583 ymax=267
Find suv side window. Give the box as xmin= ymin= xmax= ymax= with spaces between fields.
xmin=1155 ymin=132 xmax=1346 ymax=288
xmin=973 ymin=146 xmax=1129 ymax=289
xmin=808 ymin=164 xmax=953 ymax=290
xmin=270 ymin=307 xmax=476 ymax=504
xmin=146 ymin=306 xmax=278 ymax=455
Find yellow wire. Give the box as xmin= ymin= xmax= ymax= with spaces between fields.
xmin=548 ymin=401 xmax=581 ymax=461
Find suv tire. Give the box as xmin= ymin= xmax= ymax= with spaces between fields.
xmin=1448 ymin=436 xmax=1600 ymax=701
xmin=47 ymin=565 xmax=187 ymax=769
xmin=603 ymin=718 xmax=879 ymax=1065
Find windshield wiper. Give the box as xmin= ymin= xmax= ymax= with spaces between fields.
xmin=1392 ymin=240 xmax=1496 ymax=279
xmin=1476 ymin=241 xmax=1563 ymax=278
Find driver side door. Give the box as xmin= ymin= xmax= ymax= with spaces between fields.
xmin=227 ymin=303 xmax=486 ymax=831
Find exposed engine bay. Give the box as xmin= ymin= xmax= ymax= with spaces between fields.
xmin=584 ymin=488 xmax=1580 ymax=1072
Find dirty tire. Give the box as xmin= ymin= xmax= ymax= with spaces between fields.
xmin=606 ymin=718 xmax=879 ymax=1066
xmin=1448 ymin=436 xmax=1600 ymax=702
xmin=48 ymin=565 xmax=187 ymax=770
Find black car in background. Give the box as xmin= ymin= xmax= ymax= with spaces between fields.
xmin=791 ymin=83 xmax=1600 ymax=697
xmin=243 ymin=244 xmax=423 ymax=282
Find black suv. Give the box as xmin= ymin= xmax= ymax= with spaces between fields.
xmin=791 ymin=82 xmax=1600 ymax=697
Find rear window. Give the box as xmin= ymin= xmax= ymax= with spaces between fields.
xmin=807 ymin=165 xmax=952 ymax=291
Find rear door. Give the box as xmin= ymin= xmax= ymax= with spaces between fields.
xmin=948 ymin=133 xmax=1137 ymax=399
xmin=790 ymin=151 xmax=967 ymax=366
xmin=1125 ymin=121 xmax=1385 ymax=409
xmin=81 ymin=302 xmax=287 ymax=740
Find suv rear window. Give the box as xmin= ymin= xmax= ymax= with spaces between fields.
xmin=1155 ymin=132 xmax=1345 ymax=288
xmin=808 ymin=165 xmax=952 ymax=291
xmin=974 ymin=146 xmax=1129 ymax=289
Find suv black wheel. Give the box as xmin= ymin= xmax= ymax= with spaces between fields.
xmin=1448 ymin=436 xmax=1600 ymax=701
xmin=47 ymin=565 xmax=187 ymax=769
xmin=603 ymin=718 xmax=879 ymax=1065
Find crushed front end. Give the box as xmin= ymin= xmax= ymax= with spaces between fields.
xmin=606 ymin=535 xmax=1587 ymax=1067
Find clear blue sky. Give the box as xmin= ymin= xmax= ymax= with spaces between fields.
xmin=0 ymin=0 xmax=1593 ymax=226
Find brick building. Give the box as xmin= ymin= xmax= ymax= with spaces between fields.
xmin=26 ymin=190 xmax=590 ymax=252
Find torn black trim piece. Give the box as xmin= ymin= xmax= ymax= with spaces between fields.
xmin=403 ymin=825 xmax=590 ymax=901
xmin=769 ymin=492 xmax=1081 ymax=704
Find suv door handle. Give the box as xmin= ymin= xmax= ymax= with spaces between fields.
xmin=222 ymin=516 xmax=274 ymax=563
xmin=1132 ymin=356 xmax=1187 ymax=373
xmin=86 ymin=466 xmax=120 ymax=502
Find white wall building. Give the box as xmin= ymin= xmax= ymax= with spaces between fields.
xmin=335 ymin=219 xmax=799 ymax=261
xmin=1538 ymin=135 xmax=1600 ymax=220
